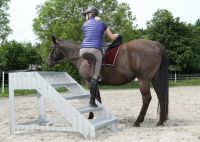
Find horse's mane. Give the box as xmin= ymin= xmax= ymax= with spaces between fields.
xmin=57 ymin=39 xmax=80 ymax=45
xmin=56 ymin=39 xmax=81 ymax=50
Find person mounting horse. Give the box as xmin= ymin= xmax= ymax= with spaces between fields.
xmin=48 ymin=9 xmax=169 ymax=126
xmin=80 ymin=6 xmax=118 ymax=107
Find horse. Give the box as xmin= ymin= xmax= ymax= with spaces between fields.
xmin=48 ymin=36 xmax=169 ymax=127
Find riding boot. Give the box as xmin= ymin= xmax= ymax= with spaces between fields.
xmin=89 ymin=78 xmax=98 ymax=107
xmin=98 ymin=74 xmax=102 ymax=82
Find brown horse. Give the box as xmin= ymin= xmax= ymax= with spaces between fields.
xmin=48 ymin=37 xmax=169 ymax=127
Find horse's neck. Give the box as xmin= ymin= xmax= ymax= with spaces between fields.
xmin=60 ymin=41 xmax=82 ymax=70
xmin=68 ymin=52 xmax=82 ymax=68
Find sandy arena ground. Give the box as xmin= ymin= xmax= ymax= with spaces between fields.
xmin=1 ymin=86 xmax=200 ymax=142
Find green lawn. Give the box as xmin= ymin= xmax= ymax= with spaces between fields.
xmin=100 ymin=79 xmax=200 ymax=89
xmin=169 ymin=79 xmax=200 ymax=87
xmin=1 ymin=79 xmax=200 ymax=97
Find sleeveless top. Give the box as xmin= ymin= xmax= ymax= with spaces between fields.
xmin=80 ymin=17 xmax=107 ymax=50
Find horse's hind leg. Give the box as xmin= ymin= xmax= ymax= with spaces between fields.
xmin=134 ymin=80 xmax=152 ymax=127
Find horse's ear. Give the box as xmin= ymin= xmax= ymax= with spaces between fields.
xmin=52 ymin=36 xmax=57 ymax=44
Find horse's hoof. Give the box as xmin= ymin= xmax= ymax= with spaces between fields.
xmin=156 ymin=122 xmax=164 ymax=126
xmin=88 ymin=112 xmax=94 ymax=119
xmin=134 ymin=122 xmax=140 ymax=127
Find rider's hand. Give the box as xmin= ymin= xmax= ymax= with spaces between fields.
xmin=113 ymin=34 xmax=119 ymax=40
xmin=95 ymin=16 xmax=100 ymax=21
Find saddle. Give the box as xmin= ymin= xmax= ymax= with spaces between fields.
xmin=102 ymin=35 xmax=123 ymax=54
xmin=102 ymin=35 xmax=123 ymax=66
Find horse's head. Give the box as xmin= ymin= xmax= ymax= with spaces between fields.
xmin=48 ymin=36 xmax=64 ymax=69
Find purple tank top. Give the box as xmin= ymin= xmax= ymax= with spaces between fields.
xmin=80 ymin=17 xmax=107 ymax=50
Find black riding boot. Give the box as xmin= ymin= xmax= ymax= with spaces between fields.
xmin=89 ymin=78 xmax=98 ymax=107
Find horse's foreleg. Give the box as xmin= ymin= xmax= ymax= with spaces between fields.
xmin=88 ymin=88 xmax=102 ymax=119
xmin=134 ymin=80 xmax=152 ymax=127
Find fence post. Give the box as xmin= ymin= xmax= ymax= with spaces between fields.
xmin=1 ymin=71 xmax=5 ymax=95
xmin=174 ymin=70 xmax=177 ymax=84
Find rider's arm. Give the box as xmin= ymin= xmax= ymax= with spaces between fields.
xmin=105 ymin=27 xmax=118 ymax=40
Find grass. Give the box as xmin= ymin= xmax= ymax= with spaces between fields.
xmin=169 ymin=79 xmax=200 ymax=87
xmin=1 ymin=79 xmax=200 ymax=97
xmin=0 ymin=89 xmax=37 ymax=97
xmin=0 ymin=87 xmax=68 ymax=97
xmin=99 ymin=79 xmax=200 ymax=90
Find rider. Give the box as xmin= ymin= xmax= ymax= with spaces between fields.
xmin=80 ymin=6 xmax=118 ymax=107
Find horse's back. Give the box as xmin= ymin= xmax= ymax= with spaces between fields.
xmin=126 ymin=39 xmax=161 ymax=50
xmin=124 ymin=39 xmax=162 ymax=58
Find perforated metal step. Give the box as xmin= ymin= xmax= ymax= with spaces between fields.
xmin=92 ymin=118 xmax=117 ymax=129
xmin=51 ymin=83 xmax=78 ymax=88
xmin=64 ymin=94 xmax=90 ymax=100
xmin=78 ymin=106 xmax=103 ymax=113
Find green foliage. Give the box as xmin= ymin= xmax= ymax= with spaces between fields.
xmin=0 ymin=41 xmax=42 ymax=71
xmin=146 ymin=9 xmax=196 ymax=72
xmin=0 ymin=47 xmax=7 ymax=70
xmin=0 ymin=0 xmax=12 ymax=44
xmin=99 ymin=2 xmax=139 ymax=41
xmin=187 ymin=19 xmax=200 ymax=73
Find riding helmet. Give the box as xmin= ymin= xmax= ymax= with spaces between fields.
xmin=82 ymin=6 xmax=99 ymax=16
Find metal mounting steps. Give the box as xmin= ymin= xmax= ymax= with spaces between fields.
xmin=9 ymin=71 xmax=118 ymax=139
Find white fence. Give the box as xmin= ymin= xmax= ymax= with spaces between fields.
xmin=169 ymin=73 xmax=200 ymax=84
xmin=1 ymin=70 xmax=30 ymax=95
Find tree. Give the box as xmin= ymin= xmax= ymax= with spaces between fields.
xmin=33 ymin=0 xmax=138 ymax=80
xmin=0 ymin=47 xmax=7 ymax=70
xmin=187 ymin=19 xmax=200 ymax=73
xmin=0 ymin=0 xmax=12 ymax=44
xmin=0 ymin=41 xmax=42 ymax=71
xmin=146 ymin=9 xmax=195 ymax=72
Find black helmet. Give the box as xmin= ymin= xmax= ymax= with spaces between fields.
xmin=82 ymin=6 xmax=99 ymax=16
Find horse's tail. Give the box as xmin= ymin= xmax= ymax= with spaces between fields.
xmin=152 ymin=44 xmax=169 ymax=122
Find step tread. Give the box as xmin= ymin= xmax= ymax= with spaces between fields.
xmin=64 ymin=94 xmax=90 ymax=100
xmin=78 ymin=106 xmax=103 ymax=113
xmin=51 ymin=83 xmax=78 ymax=87
xmin=92 ymin=118 xmax=117 ymax=129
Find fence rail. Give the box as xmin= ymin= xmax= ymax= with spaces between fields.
xmin=169 ymin=74 xmax=200 ymax=81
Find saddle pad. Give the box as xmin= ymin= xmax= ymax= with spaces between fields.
xmin=102 ymin=45 xmax=121 ymax=66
